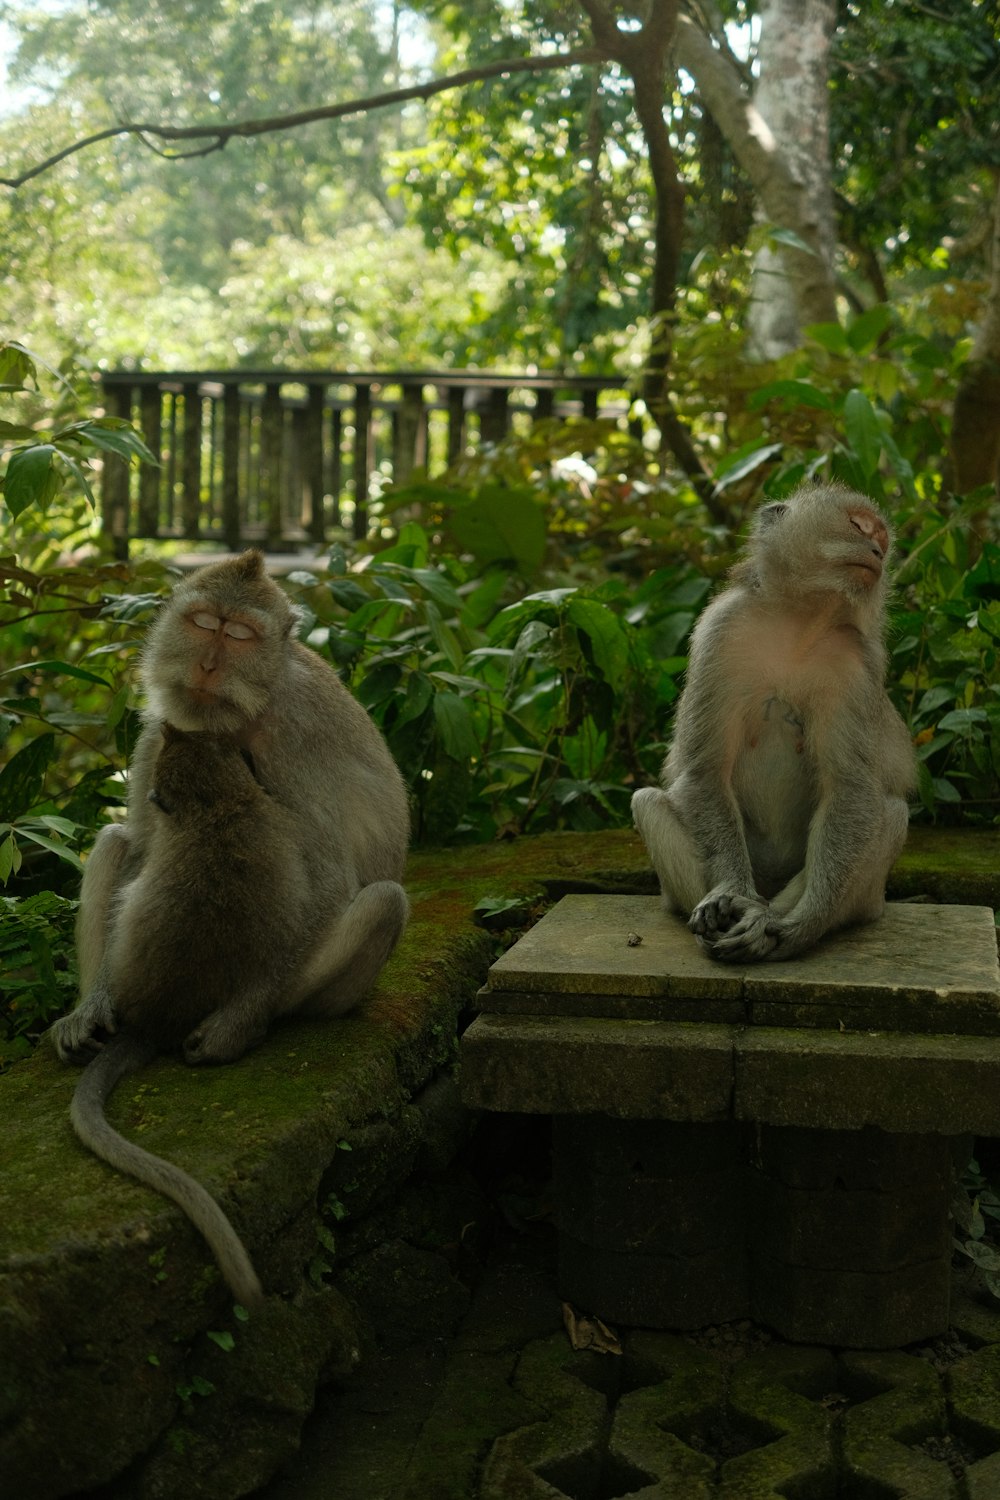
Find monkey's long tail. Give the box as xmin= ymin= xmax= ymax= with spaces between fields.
xmin=70 ymin=1032 xmax=264 ymax=1308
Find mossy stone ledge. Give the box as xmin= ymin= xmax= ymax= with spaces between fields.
xmin=0 ymin=825 xmax=996 ymax=1498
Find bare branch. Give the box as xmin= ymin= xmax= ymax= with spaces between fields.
xmin=0 ymin=49 xmax=602 ymax=189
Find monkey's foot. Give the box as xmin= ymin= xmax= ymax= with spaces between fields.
xmin=689 ymin=889 xmax=763 ymax=940
xmin=690 ymin=891 xmax=781 ymax=963
xmin=700 ymin=908 xmax=781 ymax=963
xmin=184 ymin=1010 xmax=267 ymax=1066
xmin=50 ymin=991 xmax=119 ymax=1064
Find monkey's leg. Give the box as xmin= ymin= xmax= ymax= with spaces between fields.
xmin=294 ymin=880 xmax=410 ymax=1018
xmin=184 ymin=990 xmax=274 ymax=1066
xmin=633 ymin=786 xmax=770 ymax=951
xmin=712 ymin=795 xmax=911 ymax=963
xmin=184 ymin=881 xmax=410 ymax=1064
xmin=631 ymin=787 xmax=706 ymax=915
xmin=52 ymin=826 xmax=131 ymax=1063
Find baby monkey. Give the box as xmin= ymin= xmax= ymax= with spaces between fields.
xmin=633 ymin=482 xmax=916 ymax=963
xmin=70 ymin=723 xmax=309 ymax=1307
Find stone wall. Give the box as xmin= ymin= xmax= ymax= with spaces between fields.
xmin=0 ymin=831 xmax=650 ymax=1500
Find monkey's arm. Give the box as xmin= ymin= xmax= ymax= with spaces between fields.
xmin=52 ymin=825 xmax=134 ymax=1062
xmin=644 ymin=593 xmax=768 ymax=932
xmin=706 ymin=770 xmax=907 ymax=963
xmin=54 ymin=731 xmax=160 ymax=1063
xmin=633 ymin=744 xmax=767 ymax=936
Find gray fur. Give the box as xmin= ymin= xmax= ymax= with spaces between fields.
xmin=632 ymin=483 xmax=916 ymax=962
xmin=54 ymin=551 xmax=411 ymax=1299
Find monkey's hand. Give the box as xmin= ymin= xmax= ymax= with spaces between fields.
xmin=50 ymin=988 xmax=119 ymax=1064
xmin=691 ymin=890 xmax=780 ymax=963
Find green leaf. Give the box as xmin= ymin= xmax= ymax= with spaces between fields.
xmin=446 ymin=485 xmax=547 ymax=572
xmin=33 ymin=815 xmax=79 ymax=836
xmin=713 ymin=443 xmax=783 ymax=490
xmin=566 ymin=597 xmax=629 ymax=682
xmin=0 ymin=833 xmax=16 ymax=884
xmin=842 ymin=389 xmax=882 ymax=477
xmin=0 ymin=659 xmax=111 ymax=687
xmin=55 ymin=417 xmax=159 ymax=466
xmin=489 ymin=588 xmax=576 ymax=643
xmin=329 ymin=579 xmax=371 ymax=613
xmin=424 ymin=600 xmax=464 ymax=670
xmin=846 ymin=304 xmax=893 ymax=353
xmin=356 ymin=662 xmax=402 ymax=709
xmin=395 ymin=672 xmax=434 ymax=727
xmin=748 ymin=381 xmax=834 ymax=413
xmin=0 ymin=343 xmax=36 ymax=390
xmin=938 ymin=708 xmax=989 ymax=731
xmin=206 ymin=1330 xmax=236 ymax=1352
xmin=765 ymin=226 xmax=818 ymax=256
xmin=52 ymin=449 xmax=97 ymax=508
xmin=107 ymin=684 xmax=130 ymax=730
xmin=2 ymin=444 xmax=56 ymax=517
xmin=14 ymin=827 xmax=84 ymax=871
xmin=409 ymin=566 xmax=462 ymax=611
xmin=433 ymin=691 xmax=479 ymax=760
xmin=0 ymin=732 xmax=56 ymax=819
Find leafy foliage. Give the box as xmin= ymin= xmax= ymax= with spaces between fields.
xmin=831 ymin=0 xmax=1000 ymax=276
xmin=0 ymin=891 xmax=78 ymax=1068
xmin=0 ymin=341 xmax=156 ymax=526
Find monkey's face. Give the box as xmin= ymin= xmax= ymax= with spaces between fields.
xmin=753 ymin=485 xmax=892 ymax=602
xmin=141 ymin=556 xmax=299 ymax=735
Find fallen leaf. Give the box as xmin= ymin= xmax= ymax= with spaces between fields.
xmin=562 ymin=1302 xmax=622 ymax=1355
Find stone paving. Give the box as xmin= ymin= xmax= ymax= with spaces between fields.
xmin=259 ymin=1216 xmax=1000 ymax=1500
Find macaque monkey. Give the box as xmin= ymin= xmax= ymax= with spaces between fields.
xmin=54 ymin=548 xmax=409 ymax=1064
xmin=632 ymin=483 xmax=916 ymax=963
xmin=53 ymin=550 xmax=410 ymax=1293
xmin=72 ymin=725 xmax=308 ymax=1307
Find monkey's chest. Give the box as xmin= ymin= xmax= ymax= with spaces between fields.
xmin=733 ymin=691 xmax=817 ymax=867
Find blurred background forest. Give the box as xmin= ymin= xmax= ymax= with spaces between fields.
xmin=1 ymin=0 xmax=1000 ymax=1055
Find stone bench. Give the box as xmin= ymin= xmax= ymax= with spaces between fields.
xmin=462 ymin=895 xmax=1000 ymax=1348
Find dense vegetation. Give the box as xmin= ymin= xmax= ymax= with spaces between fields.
xmin=1 ymin=0 xmax=999 ymax=1059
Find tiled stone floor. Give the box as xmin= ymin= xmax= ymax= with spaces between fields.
xmin=259 ymin=1218 xmax=1000 ymax=1500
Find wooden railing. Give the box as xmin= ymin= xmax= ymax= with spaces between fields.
xmin=99 ymin=368 xmax=639 ymax=555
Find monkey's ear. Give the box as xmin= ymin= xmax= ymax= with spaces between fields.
xmin=235 ymin=549 xmax=266 ymax=581
xmin=757 ymin=502 xmax=789 ymax=526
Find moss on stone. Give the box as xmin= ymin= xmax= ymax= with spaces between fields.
xmin=891 ymin=826 xmax=1000 ymax=908
xmin=1 ymin=825 xmax=995 ymax=1498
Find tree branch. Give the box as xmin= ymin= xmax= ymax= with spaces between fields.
xmin=0 ymin=49 xmax=602 ymax=189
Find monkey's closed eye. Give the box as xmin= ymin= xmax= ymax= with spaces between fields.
xmin=147 ymin=788 xmax=173 ymax=815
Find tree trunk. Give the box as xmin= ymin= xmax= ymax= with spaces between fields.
xmin=747 ymin=0 xmax=839 ymax=356
xmin=950 ymin=173 xmax=1000 ymax=497
xmin=579 ymin=0 xmax=720 ymax=515
xmin=675 ymin=1 xmax=839 ymax=358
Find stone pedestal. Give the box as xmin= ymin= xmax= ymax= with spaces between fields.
xmin=461 ymin=896 xmax=1000 ymax=1347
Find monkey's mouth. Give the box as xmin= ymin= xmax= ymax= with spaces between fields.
xmin=846 ymin=560 xmax=882 ymax=582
